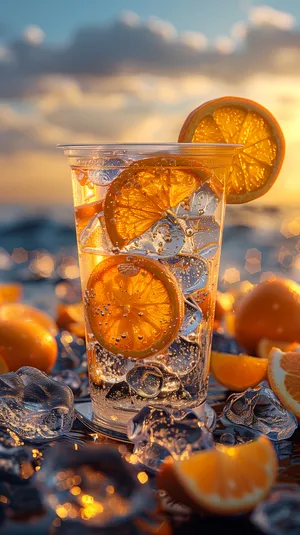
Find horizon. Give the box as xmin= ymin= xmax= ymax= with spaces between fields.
xmin=1 ymin=1 xmax=300 ymax=205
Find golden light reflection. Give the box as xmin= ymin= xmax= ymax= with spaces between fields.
xmin=11 ymin=247 xmax=28 ymax=263
xmin=137 ymin=471 xmax=149 ymax=484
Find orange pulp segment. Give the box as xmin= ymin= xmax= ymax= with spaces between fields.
xmin=178 ymin=96 xmax=285 ymax=203
xmin=211 ymin=351 xmax=268 ymax=391
xmin=268 ymin=348 xmax=300 ymax=419
xmin=157 ymin=436 xmax=277 ymax=515
xmin=85 ymin=254 xmax=184 ymax=359
xmin=104 ymin=156 xmax=211 ymax=248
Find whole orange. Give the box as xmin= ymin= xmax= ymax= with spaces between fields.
xmin=235 ymin=279 xmax=300 ymax=354
xmin=0 ymin=319 xmax=57 ymax=373
xmin=0 ymin=303 xmax=58 ymax=336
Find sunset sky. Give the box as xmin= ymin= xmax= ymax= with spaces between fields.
xmin=1 ymin=1 xmax=300 ymax=205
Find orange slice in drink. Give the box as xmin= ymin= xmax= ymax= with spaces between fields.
xmin=210 ymin=351 xmax=268 ymax=391
xmin=104 ymin=156 xmax=211 ymax=248
xmin=179 ymin=96 xmax=285 ymax=203
xmin=268 ymin=348 xmax=300 ymax=420
xmin=85 ymin=254 xmax=184 ymax=359
xmin=157 ymin=436 xmax=277 ymax=515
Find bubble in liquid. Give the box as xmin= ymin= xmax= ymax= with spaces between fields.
xmin=159 ymin=337 xmax=200 ymax=376
xmin=89 ymin=343 xmax=132 ymax=384
xmin=176 ymin=181 xmax=222 ymax=219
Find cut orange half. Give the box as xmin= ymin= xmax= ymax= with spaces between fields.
xmin=210 ymin=351 xmax=268 ymax=391
xmin=85 ymin=254 xmax=184 ymax=359
xmin=268 ymin=348 xmax=300 ymax=420
xmin=157 ymin=436 xmax=277 ymax=515
xmin=104 ymin=156 xmax=211 ymax=248
xmin=179 ymin=96 xmax=285 ymax=203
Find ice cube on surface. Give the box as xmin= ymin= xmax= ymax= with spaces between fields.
xmin=38 ymin=444 xmax=159 ymax=532
xmin=160 ymin=254 xmax=208 ymax=295
xmin=0 ymin=367 xmax=74 ymax=442
xmin=180 ymin=299 xmax=202 ymax=337
xmin=124 ymin=215 xmax=185 ymax=258
xmin=213 ymin=421 xmax=261 ymax=445
xmin=221 ymin=383 xmax=298 ymax=441
xmin=128 ymin=405 xmax=213 ymax=471
xmin=251 ymin=487 xmax=300 ymax=535
xmin=0 ymin=426 xmax=34 ymax=482
xmin=53 ymin=370 xmax=83 ymax=396
xmin=126 ymin=365 xmax=164 ymax=398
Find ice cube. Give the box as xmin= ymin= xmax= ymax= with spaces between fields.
xmin=53 ymin=370 xmax=83 ymax=397
xmin=0 ymin=426 xmax=35 ymax=482
xmin=126 ymin=365 xmax=164 ymax=398
xmin=192 ymin=216 xmax=221 ymax=252
xmin=0 ymin=367 xmax=74 ymax=442
xmin=53 ymin=330 xmax=86 ymax=373
xmin=176 ymin=181 xmax=221 ymax=219
xmin=180 ymin=299 xmax=202 ymax=337
xmin=38 ymin=444 xmax=159 ymax=532
xmin=213 ymin=421 xmax=261 ymax=446
xmin=158 ymin=337 xmax=200 ymax=376
xmin=89 ymin=343 xmax=131 ymax=384
xmin=160 ymin=254 xmax=208 ymax=295
xmin=88 ymin=159 xmax=126 ymax=185
xmin=125 ymin=214 xmax=184 ymax=258
xmin=221 ymin=383 xmax=298 ymax=441
xmin=128 ymin=405 xmax=213 ymax=471
xmin=251 ymin=487 xmax=300 ymax=535
xmin=79 ymin=212 xmax=111 ymax=254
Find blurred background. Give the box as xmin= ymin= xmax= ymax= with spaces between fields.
xmin=0 ymin=0 xmax=299 ymax=306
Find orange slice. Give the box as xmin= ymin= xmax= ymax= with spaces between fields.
xmin=85 ymin=254 xmax=184 ymax=359
xmin=257 ymin=338 xmax=292 ymax=359
xmin=104 ymin=156 xmax=211 ymax=248
xmin=210 ymin=351 xmax=268 ymax=391
xmin=157 ymin=436 xmax=277 ymax=515
xmin=179 ymin=96 xmax=285 ymax=203
xmin=0 ymin=283 xmax=23 ymax=305
xmin=268 ymin=348 xmax=300 ymax=420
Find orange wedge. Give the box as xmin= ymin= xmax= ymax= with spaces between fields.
xmin=56 ymin=302 xmax=84 ymax=329
xmin=157 ymin=436 xmax=277 ymax=515
xmin=179 ymin=96 xmax=285 ymax=203
xmin=85 ymin=254 xmax=184 ymax=359
xmin=257 ymin=338 xmax=292 ymax=359
xmin=211 ymin=351 xmax=268 ymax=391
xmin=104 ymin=156 xmax=211 ymax=248
xmin=268 ymin=348 xmax=300 ymax=420
xmin=0 ymin=283 xmax=23 ymax=305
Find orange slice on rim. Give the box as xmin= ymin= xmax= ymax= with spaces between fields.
xmin=104 ymin=156 xmax=211 ymax=248
xmin=157 ymin=435 xmax=277 ymax=515
xmin=210 ymin=351 xmax=268 ymax=391
xmin=85 ymin=254 xmax=184 ymax=359
xmin=179 ymin=96 xmax=285 ymax=203
xmin=268 ymin=348 xmax=300 ymax=420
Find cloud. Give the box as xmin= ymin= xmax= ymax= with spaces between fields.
xmin=248 ymin=5 xmax=296 ymax=30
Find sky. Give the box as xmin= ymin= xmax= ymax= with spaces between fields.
xmin=1 ymin=1 xmax=300 ymax=205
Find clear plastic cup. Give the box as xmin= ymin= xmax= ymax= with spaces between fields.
xmin=59 ymin=143 xmax=238 ymax=439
